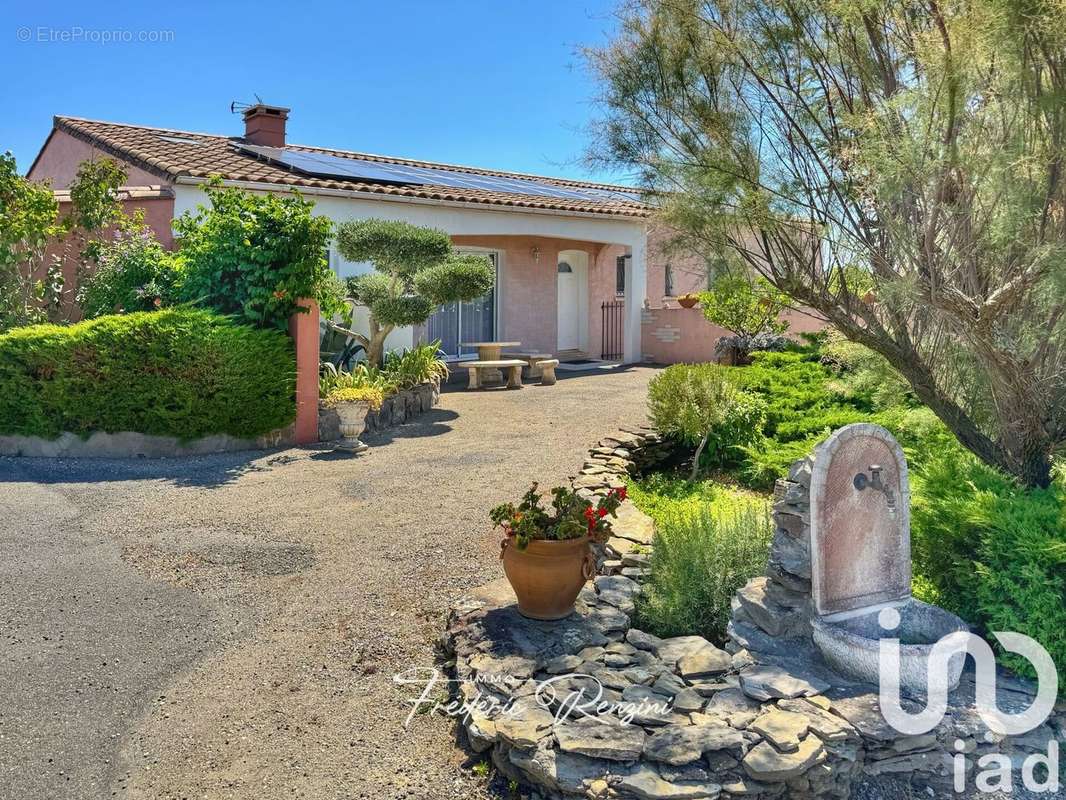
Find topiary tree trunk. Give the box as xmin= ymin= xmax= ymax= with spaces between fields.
xmin=335 ymin=219 xmax=495 ymax=367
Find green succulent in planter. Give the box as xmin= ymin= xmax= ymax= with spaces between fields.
xmin=490 ymin=483 xmax=627 ymax=550
xmin=322 ymin=386 xmax=385 ymax=410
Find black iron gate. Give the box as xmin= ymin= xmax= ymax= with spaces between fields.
xmin=600 ymin=300 xmax=624 ymax=360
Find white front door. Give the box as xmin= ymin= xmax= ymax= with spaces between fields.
xmin=557 ymin=265 xmax=580 ymax=350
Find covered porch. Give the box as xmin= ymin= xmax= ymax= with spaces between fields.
xmin=322 ymin=194 xmax=648 ymax=366
xmin=425 ymin=234 xmax=642 ymax=364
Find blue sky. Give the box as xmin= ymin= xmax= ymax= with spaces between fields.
xmin=2 ymin=0 xmax=630 ymax=184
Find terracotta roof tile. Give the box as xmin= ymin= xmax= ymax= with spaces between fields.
xmin=53 ymin=116 xmax=651 ymax=218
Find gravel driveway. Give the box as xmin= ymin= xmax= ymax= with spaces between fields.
xmin=0 ymin=366 xmax=657 ymax=800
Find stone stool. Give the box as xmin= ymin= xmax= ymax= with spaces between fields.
xmin=539 ymin=359 xmax=560 ymax=386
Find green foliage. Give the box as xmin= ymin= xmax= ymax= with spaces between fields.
xmin=64 ymin=159 xmax=126 ymax=232
xmin=414 ymin=253 xmax=496 ymax=307
xmin=79 ymin=217 xmax=185 ymax=316
xmin=910 ymin=449 xmax=1066 ymax=684
xmin=0 ymin=153 xmax=126 ymax=329
xmin=698 ymin=276 xmax=789 ymax=337
xmin=820 ymin=331 xmax=914 ymax=410
xmin=335 ymin=219 xmax=495 ymax=366
xmin=0 ymin=309 xmax=295 ymax=441
xmin=648 ymin=363 xmax=736 ymax=444
xmin=633 ymin=479 xmax=773 ymax=643
xmin=319 ymin=341 xmax=449 ymax=398
xmin=319 ymin=361 xmax=396 ymax=397
xmin=381 ymin=341 xmax=450 ymax=390
xmin=649 ymin=363 xmax=768 ymax=478
xmin=347 ymin=272 xmax=435 ymax=327
xmin=640 ymin=340 xmax=1065 ymax=681
xmin=490 ymin=484 xmax=627 ymax=550
xmin=334 ymin=218 xmax=451 ymax=276
xmin=175 ymin=181 xmax=342 ymax=329
xmin=592 ymin=0 xmax=1066 ymax=487
xmin=322 ymin=386 xmax=384 ymax=410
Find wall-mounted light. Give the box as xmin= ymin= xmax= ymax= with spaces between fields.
xmin=530 ymin=246 xmax=540 ymax=263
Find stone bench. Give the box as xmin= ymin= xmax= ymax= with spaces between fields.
xmin=538 ymin=359 xmax=560 ymax=386
xmin=457 ymin=359 xmax=527 ymax=390
xmin=502 ymin=351 xmax=554 ymax=379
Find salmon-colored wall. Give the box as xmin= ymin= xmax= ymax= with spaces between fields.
xmin=28 ymin=129 xmax=163 ymax=188
xmin=641 ymin=307 xmax=731 ymax=364
xmin=641 ymin=305 xmax=828 ymax=364
xmin=450 ymin=234 xmax=623 ymax=356
xmin=33 ymin=194 xmax=176 ymax=320
xmin=647 ymin=224 xmax=708 ymax=302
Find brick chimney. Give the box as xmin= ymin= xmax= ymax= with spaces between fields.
xmin=242 ymin=103 xmax=289 ymax=147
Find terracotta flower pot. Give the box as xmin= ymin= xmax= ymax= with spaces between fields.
xmin=677 ymin=295 xmax=699 ymax=309
xmin=501 ymin=536 xmax=595 ymax=620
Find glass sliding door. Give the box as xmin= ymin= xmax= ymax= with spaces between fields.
xmin=427 ymin=251 xmax=498 ymax=357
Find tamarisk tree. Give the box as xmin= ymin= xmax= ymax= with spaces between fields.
xmin=335 ymin=219 xmax=495 ymax=366
xmin=590 ymin=0 xmax=1066 ymax=487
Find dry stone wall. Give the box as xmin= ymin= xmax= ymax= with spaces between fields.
xmin=442 ymin=430 xmax=1064 ymax=800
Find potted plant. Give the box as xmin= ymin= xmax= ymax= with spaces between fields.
xmin=677 ymin=292 xmax=700 ymax=308
xmin=322 ymin=386 xmax=385 ymax=453
xmin=490 ymin=483 xmax=626 ymax=620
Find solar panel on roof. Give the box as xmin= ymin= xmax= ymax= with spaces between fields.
xmin=236 ymin=143 xmax=642 ymax=203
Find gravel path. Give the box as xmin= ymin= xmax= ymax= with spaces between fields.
xmin=0 ymin=366 xmax=657 ymax=800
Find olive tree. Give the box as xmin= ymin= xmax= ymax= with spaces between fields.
xmin=590 ymin=0 xmax=1066 ymax=487
xmin=335 ymin=219 xmax=495 ymax=366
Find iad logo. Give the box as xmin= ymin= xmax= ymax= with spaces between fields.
xmin=877 ymin=607 xmax=1061 ymax=793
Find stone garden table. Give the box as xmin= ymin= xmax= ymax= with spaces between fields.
xmin=461 ymin=341 xmax=521 ymax=383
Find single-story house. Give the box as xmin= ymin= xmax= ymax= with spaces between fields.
xmin=27 ymin=104 xmax=822 ymax=364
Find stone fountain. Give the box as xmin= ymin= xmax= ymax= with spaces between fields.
xmin=806 ymin=423 xmax=968 ymax=695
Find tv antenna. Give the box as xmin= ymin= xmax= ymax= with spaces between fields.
xmin=230 ymin=95 xmax=264 ymax=113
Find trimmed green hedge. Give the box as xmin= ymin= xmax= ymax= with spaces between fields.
xmin=0 ymin=309 xmax=296 ymax=441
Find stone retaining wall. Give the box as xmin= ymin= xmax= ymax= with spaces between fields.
xmin=442 ymin=428 xmax=1065 ymax=800
xmin=318 ymin=380 xmax=439 ymax=442
xmin=0 ymin=424 xmax=295 ymax=458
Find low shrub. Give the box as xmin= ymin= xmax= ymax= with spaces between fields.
xmin=318 ymin=341 xmax=448 ymax=399
xmin=176 ymin=180 xmax=344 ymax=330
xmin=79 ymin=219 xmax=185 ymax=317
xmin=910 ymin=449 xmax=1066 ymax=684
xmin=633 ymin=478 xmax=772 ymax=644
xmin=820 ymin=330 xmax=914 ymax=409
xmin=0 ymin=309 xmax=295 ymax=440
xmin=322 ymin=386 xmax=385 ymax=410
xmin=647 ymin=363 xmax=766 ymax=478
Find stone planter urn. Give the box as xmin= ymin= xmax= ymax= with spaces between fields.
xmin=334 ymin=401 xmax=370 ymax=453
xmin=500 ymin=536 xmax=596 ymax=620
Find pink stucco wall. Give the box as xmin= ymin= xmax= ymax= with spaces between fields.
xmin=641 ymin=305 xmax=828 ymax=364
xmin=641 ymin=307 xmax=731 ymax=364
xmin=646 ymin=224 xmax=709 ymax=303
xmin=28 ymin=129 xmax=164 ymax=188
xmin=451 ymin=234 xmax=622 ymax=356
